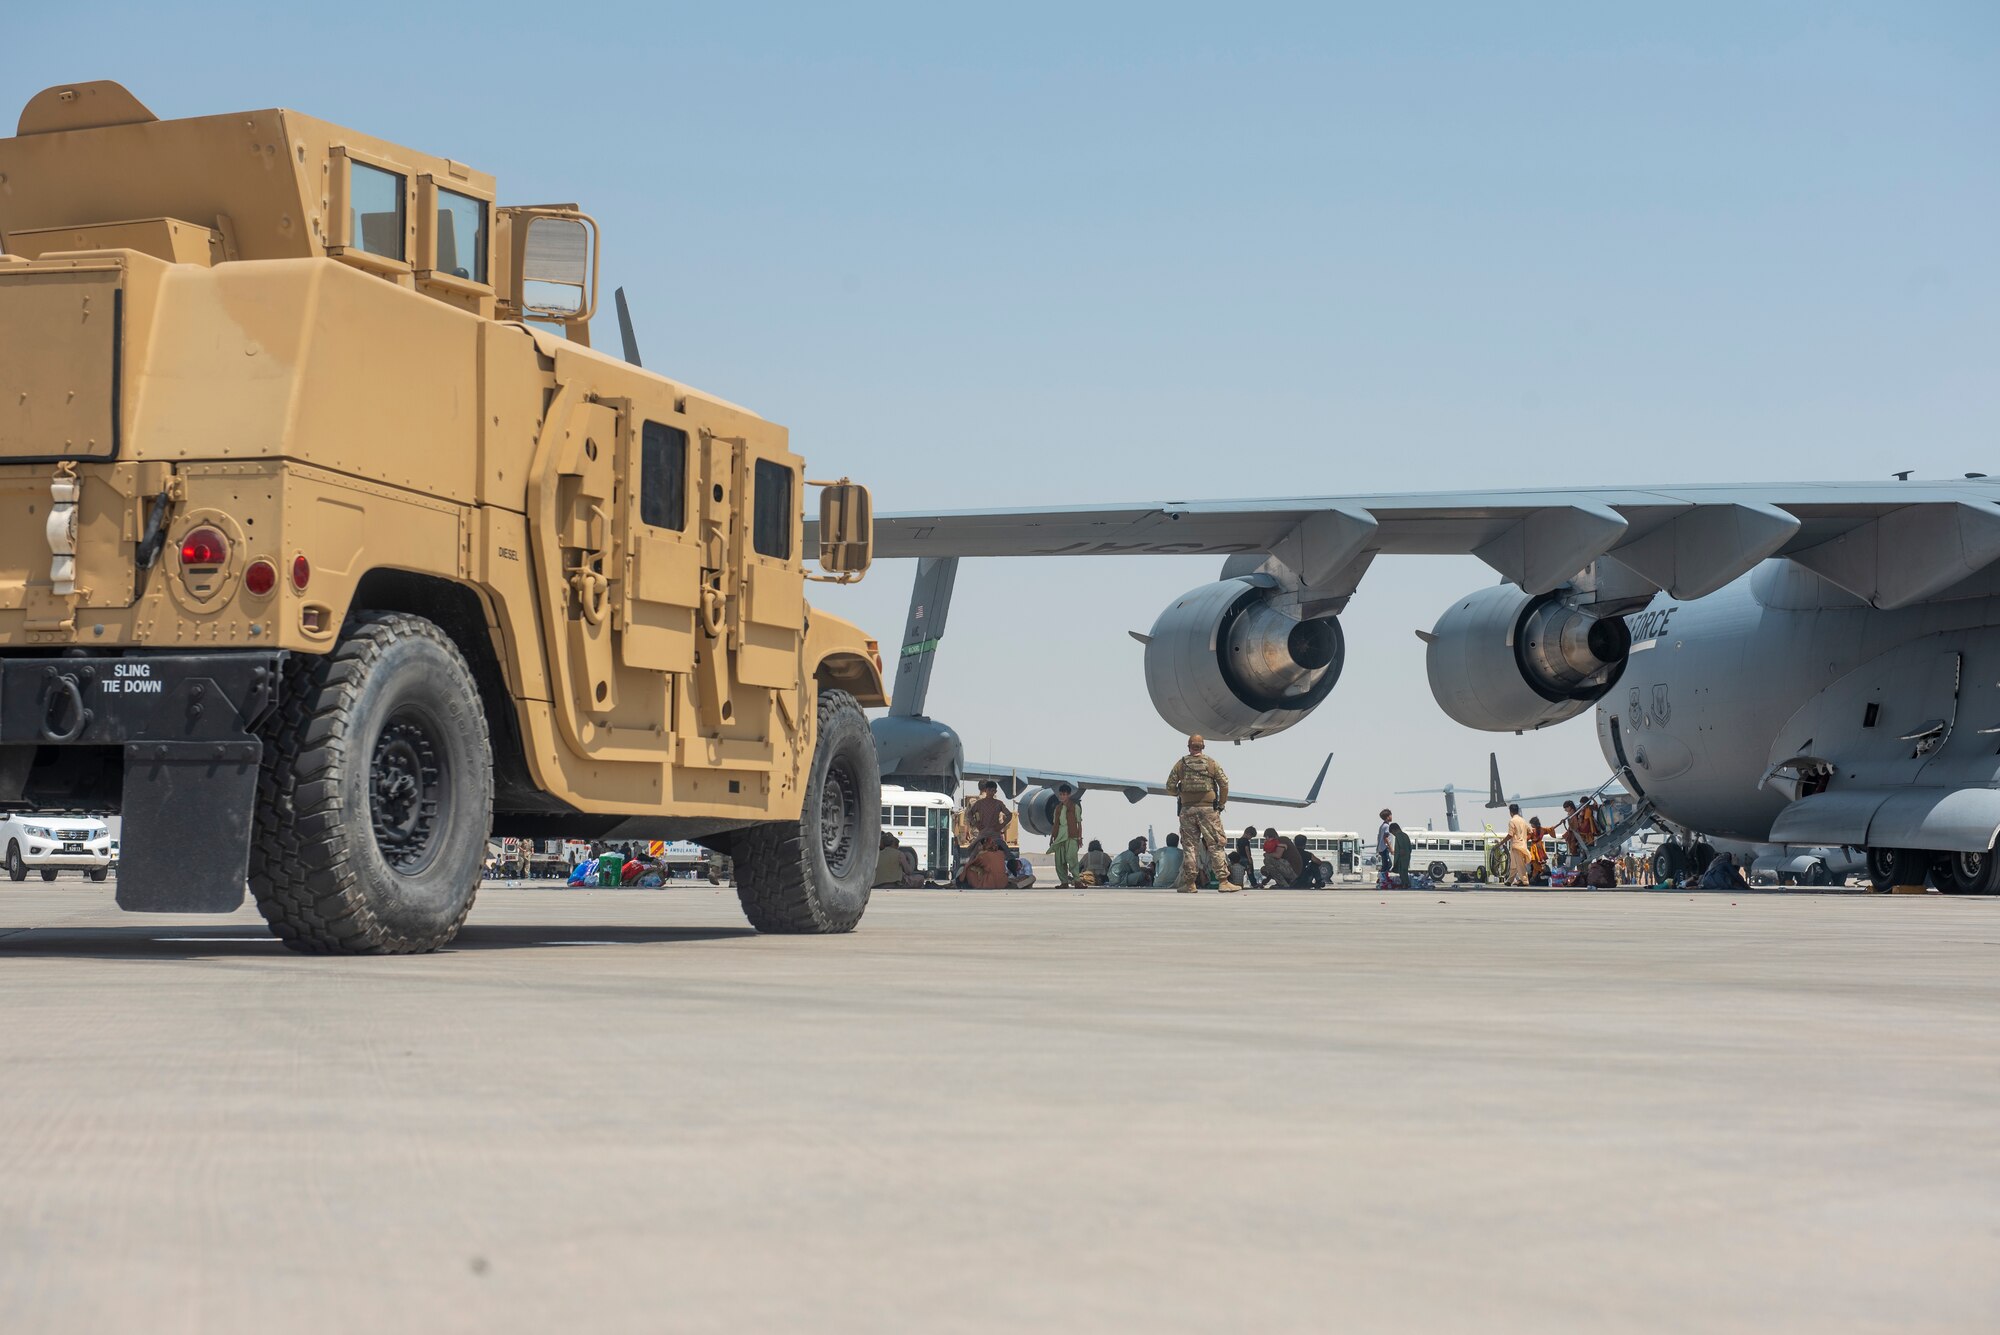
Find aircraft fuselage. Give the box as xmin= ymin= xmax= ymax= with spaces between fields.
xmin=1592 ymin=559 xmax=2000 ymax=846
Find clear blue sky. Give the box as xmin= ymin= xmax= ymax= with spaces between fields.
xmin=8 ymin=3 xmax=1995 ymax=839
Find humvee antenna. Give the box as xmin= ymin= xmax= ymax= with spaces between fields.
xmin=614 ymin=287 xmax=642 ymax=367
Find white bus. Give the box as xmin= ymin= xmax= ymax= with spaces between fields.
xmin=1404 ymin=830 xmax=1505 ymax=881
xmin=881 ymin=785 xmax=955 ymax=879
xmin=1272 ymin=828 xmax=1365 ymax=875
xmin=1402 ymin=830 xmax=1564 ymax=882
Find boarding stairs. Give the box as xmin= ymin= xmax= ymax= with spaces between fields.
xmin=1568 ymin=769 xmax=1657 ymax=866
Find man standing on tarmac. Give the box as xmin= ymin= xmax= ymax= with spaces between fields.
xmin=1166 ymin=734 xmax=1239 ymax=893
xmin=1506 ymin=802 xmax=1532 ymax=885
xmin=1048 ymin=782 xmax=1083 ymax=888
xmin=967 ymin=780 xmax=1011 ymax=851
xmin=1376 ymin=808 xmax=1394 ymax=888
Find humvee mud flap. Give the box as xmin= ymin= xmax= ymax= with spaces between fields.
xmin=0 ymin=652 xmax=282 ymax=911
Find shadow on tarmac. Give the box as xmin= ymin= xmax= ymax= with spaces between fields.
xmin=0 ymin=922 xmax=756 ymax=959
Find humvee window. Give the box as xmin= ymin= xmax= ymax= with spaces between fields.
xmin=435 ymin=187 xmax=487 ymax=281
xmin=350 ymin=160 xmax=406 ymax=260
xmin=753 ymin=459 xmax=793 ymax=559
xmin=640 ymin=422 xmax=687 ymax=530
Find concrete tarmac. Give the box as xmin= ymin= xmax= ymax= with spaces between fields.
xmin=1 ymin=882 xmax=1994 ymax=1333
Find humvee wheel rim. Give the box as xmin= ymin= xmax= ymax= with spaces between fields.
xmin=370 ymin=709 xmax=447 ymax=874
xmin=819 ymin=756 xmax=861 ymax=878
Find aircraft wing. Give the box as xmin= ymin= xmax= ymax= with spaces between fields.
xmin=818 ymin=479 xmax=2000 ymax=608
xmin=1487 ymin=753 xmax=1629 ymax=810
xmin=1496 ymin=787 xmax=1627 ymax=810
xmin=963 ymin=753 xmax=1332 ymax=808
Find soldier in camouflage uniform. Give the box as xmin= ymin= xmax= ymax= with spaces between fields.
xmin=1165 ymin=734 xmax=1240 ymax=893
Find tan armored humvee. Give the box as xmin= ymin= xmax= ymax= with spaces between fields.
xmin=0 ymin=81 xmax=888 ymax=952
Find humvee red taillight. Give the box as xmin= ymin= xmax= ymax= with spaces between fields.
xmin=244 ymin=559 xmax=276 ymax=596
xmin=291 ymin=554 xmax=311 ymax=589
xmin=179 ymin=527 xmax=228 ymax=567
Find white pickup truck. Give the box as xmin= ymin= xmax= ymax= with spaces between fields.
xmin=2 ymin=814 xmax=114 ymax=883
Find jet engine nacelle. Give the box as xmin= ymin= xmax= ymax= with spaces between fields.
xmin=1425 ymin=584 xmax=1632 ymax=732
xmin=1143 ymin=578 xmax=1344 ymax=740
xmin=1015 ymin=787 xmax=1058 ymax=839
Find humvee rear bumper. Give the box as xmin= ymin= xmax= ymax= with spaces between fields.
xmin=0 ymin=652 xmax=284 ymax=912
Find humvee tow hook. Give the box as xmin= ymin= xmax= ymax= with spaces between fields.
xmin=41 ymin=671 xmax=90 ymax=742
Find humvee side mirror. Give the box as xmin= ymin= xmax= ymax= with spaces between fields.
xmin=502 ymin=208 xmax=599 ymax=322
xmin=810 ymin=479 xmax=873 ymax=583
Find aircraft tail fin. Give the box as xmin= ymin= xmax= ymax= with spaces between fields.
xmin=889 ymin=557 xmax=959 ymax=718
xmin=1488 ymin=752 xmax=1505 ymax=809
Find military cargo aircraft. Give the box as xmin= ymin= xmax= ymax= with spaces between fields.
xmin=813 ymin=479 xmax=2000 ymax=892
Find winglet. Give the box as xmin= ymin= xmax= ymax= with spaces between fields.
xmin=1128 ymin=630 xmax=1153 ymax=645
xmin=1304 ymin=753 xmax=1332 ymax=805
xmin=1488 ymin=752 xmax=1505 ymax=809
xmin=1414 ymin=629 xmax=1438 ymax=644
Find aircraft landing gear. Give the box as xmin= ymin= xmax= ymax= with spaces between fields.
xmin=1865 ymin=847 xmax=1929 ymax=893
xmin=1935 ymin=844 xmax=2000 ymax=895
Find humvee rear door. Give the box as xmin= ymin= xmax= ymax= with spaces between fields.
xmin=620 ymin=416 xmax=701 ymax=675
xmin=738 ymin=436 xmax=806 ymax=691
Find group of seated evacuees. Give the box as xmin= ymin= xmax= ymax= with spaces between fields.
xmin=1370 ymin=796 xmax=1620 ymax=889
xmin=872 ymin=781 xmax=1343 ymax=891
xmin=1228 ymin=826 xmax=1333 ymax=889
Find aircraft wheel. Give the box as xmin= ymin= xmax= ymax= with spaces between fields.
xmin=1937 ymin=845 xmax=2000 ymax=895
xmin=1690 ymin=841 xmax=1718 ymax=877
xmin=1866 ymin=847 xmax=1929 ymax=893
xmin=1804 ymin=860 xmax=1833 ymax=887
xmin=1651 ymin=844 xmax=1684 ymax=883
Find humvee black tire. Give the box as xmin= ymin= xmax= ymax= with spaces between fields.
xmin=733 ymin=689 xmax=878 ymax=934
xmin=248 ymin=612 xmax=492 ymax=954
xmin=6 ymin=842 xmax=24 ymax=882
